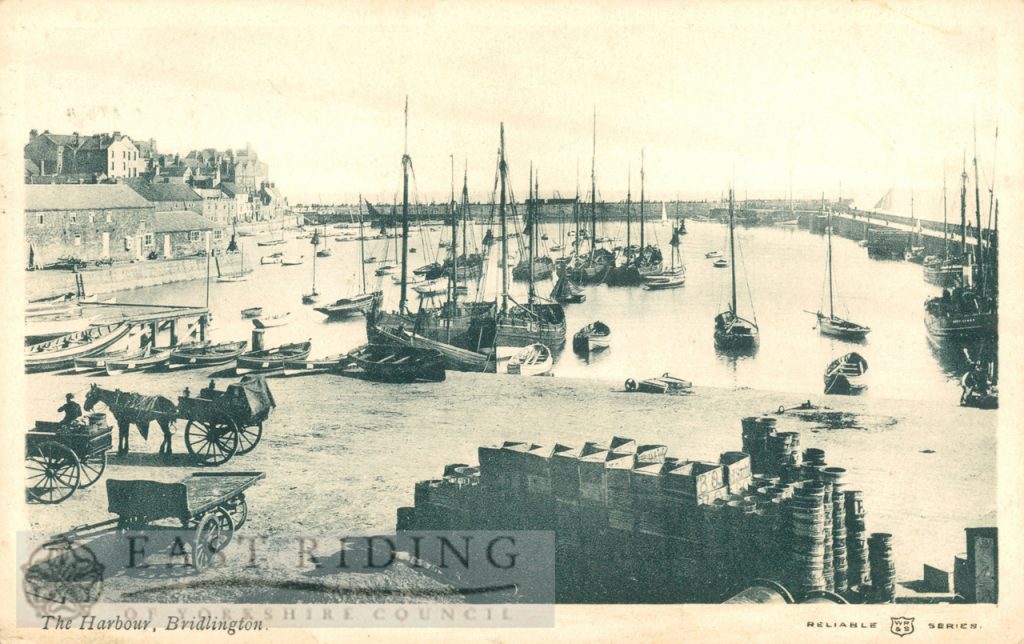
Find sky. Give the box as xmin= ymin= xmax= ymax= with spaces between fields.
xmin=2 ymin=1 xmax=1022 ymax=221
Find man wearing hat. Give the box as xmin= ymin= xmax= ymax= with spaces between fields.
xmin=58 ymin=392 xmax=83 ymax=427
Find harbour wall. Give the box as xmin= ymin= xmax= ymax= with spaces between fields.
xmin=24 ymin=253 xmax=248 ymax=300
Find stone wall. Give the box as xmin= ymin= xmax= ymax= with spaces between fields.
xmin=25 ymin=205 xmax=157 ymax=267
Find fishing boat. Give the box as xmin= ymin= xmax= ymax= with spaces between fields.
xmin=644 ymin=227 xmax=685 ymax=290
xmin=281 ymin=353 xmax=348 ymax=377
xmin=811 ymin=204 xmax=870 ymax=341
xmin=281 ymin=255 xmax=304 ymax=266
xmin=506 ymin=343 xmax=552 ymax=376
xmin=25 ymin=322 xmax=133 ymax=374
xmin=74 ymin=346 xmax=147 ymax=373
xmin=823 ymin=352 xmax=868 ymax=395
xmin=551 ymin=267 xmax=586 ymax=303
xmin=340 ymin=342 xmax=446 ymax=383
xmin=923 ymin=171 xmax=963 ymax=288
xmin=414 ymin=278 xmax=447 ymax=297
xmin=374 ymin=326 xmax=492 ymax=373
xmin=217 ymin=241 xmax=250 ymax=282
xmin=705 ymin=250 xmax=722 ymax=258
xmin=314 ymin=211 xmax=384 ymax=320
xmin=257 ymin=238 xmax=286 ymax=246
xmin=412 ymin=262 xmax=444 ymax=279
xmin=252 ymin=312 xmax=291 ymax=329
xmin=241 ymin=306 xmax=263 ymax=319
xmin=260 ymin=255 xmax=282 ymax=265
xmin=375 ymin=264 xmax=395 ymax=276
xmin=713 ymin=189 xmax=759 ymax=352
xmin=167 ymin=340 xmax=247 ymax=370
xmin=235 ymin=340 xmax=312 ymax=374
xmin=104 ymin=348 xmax=170 ymax=375
xmin=363 ymin=256 xmax=378 ymax=264
xmin=572 ymin=321 xmax=611 ymax=354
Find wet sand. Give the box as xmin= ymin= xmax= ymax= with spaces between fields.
xmin=23 ymin=369 xmax=996 ymax=602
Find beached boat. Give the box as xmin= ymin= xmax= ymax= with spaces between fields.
xmin=25 ymin=322 xmax=133 ymax=374
xmin=25 ymin=314 xmax=96 ymax=345
xmin=506 ymin=343 xmax=552 ymax=376
xmin=340 ymin=342 xmax=446 ymax=383
xmin=626 ymin=373 xmax=693 ymax=394
xmin=105 ymin=348 xmax=171 ymax=375
xmin=823 ymin=352 xmax=868 ymax=395
xmin=281 ymin=353 xmax=348 ymax=377
xmin=572 ymin=321 xmax=611 ymax=354
xmin=252 ymin=312 xmax=291 ymax=329
xmin=235 ymin=340 xmax=312 ymax=374
xmin=257 ymin=238 xmax=286 ymax=247
xmin=168 ymin=340 xmax=247 ymax=370
xmin=373 ymin=326 xmax=492 ymax=373
xmin=74 ymin=346 xmax=147 ymax=373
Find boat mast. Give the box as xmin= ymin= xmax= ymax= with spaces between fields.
xmin=358 ymin=195 xmax=366 ymax=293
xmin=449 ymin=154 xmax=458 ymax=307
xmin=528 ymin=164 xmax=536 ymax=304
xmin=729 ymin=187 xmax=737 ymax=314
xmin=625 ymin=166 xmax=632 ymax=252
xmin=960 ymin=153 xmax=968 ymax=256
xmin=499 ymin=122 xmax=509 ymax=315
xmin=640 ymin=148 xmax=645 ymax=252
xmin=590 ymin=108 xmax=597 ymax=257
xmin=825 ymin=193 xmax=833 ymax=318
xmin=942 ymin=169 xmax=948 ymax=260
xmin=973 ymin=126 xmax=983 ymax=293
xmin=574 ymin=162 xmax=581 ymax=257
xmin=400 ymin=97 xmax=411 ymax=314
xmin=462 ymin=160 xmax=469 ymax=266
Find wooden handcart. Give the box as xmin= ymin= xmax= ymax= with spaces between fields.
xmin=47 ymin=471 xmax=265 ymax=571
xmin=26 ymin=414 xmax=113 ymax=504
xmin=177 ymin=376 xmax=275 ymax=466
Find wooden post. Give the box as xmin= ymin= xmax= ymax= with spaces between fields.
xmin=199 ymin=315 xmax=207 ymax=342
xmin=169 ymin=319 xmax=178 ymax=346
xmin=150 ymin=322 xmax=158 ymax=348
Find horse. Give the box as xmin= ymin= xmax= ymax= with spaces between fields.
xmin=84 ymin=384 xmax=178 ymax=457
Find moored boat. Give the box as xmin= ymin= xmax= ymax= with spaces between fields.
xmin=823 ymin=352 xmax=868 ymax=395
xmin=25 ymin=322 xmax=133 ymax=374
xmin=339 ymin=342 xmax=446 ymax=383
xmin=713 ymin=189 xmax=759 ymax=353
xmin=241 ymin=306 xmax=263 ymax=318
xmin=252 ymin=312 xmax=292 ymax=329
xmin=505 ymin=343 xmax=552 ymax=376
xmin=281 ymin=255 xmax=304 ymax=266
xmin=235 ymin=340 xmax=312 ymax=374
xmin=713 ymin=258 xmax=728 ymax=268
xmin=314 ymin=291 xmax=383 ymax=320
xmin=281 ymin=353 xmax=348 ymax=376
xmin=25 ymin=314 xmax=96 ymax=345
xmin=572 ymin=321 xmax=611 ymax=354
xmin=74 ymin=346 xmax=144 ymax=372
xmin=168 ymin=340 xmax=247 ymax=370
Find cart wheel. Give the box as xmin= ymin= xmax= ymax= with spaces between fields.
xmin=185 ymin=418 xmax=239 ymax=466
xmin=78 ymin=451 xmax=107 ymax=489
xmin=235 ymin=422 xmax=263 ymax=456
xmin=223 ymin=494 xmax=248 ymax=530
xmin=26 ymin=441 xmax=81 ymax=504
xmin=191 ymin=509 xmax=233 ymax=572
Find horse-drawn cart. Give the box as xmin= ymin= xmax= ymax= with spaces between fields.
xmin=46 ymin=471 xmax=265 ymax=571
xmin=178 ymin=376 xmax=275 ymax=466
xmin=26 ymin=413 xmax=112 ymax=504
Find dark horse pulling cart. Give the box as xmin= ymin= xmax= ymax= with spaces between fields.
xmin=178 ymin=376 xmax=275 ymax=466
xmin=46 ymin=471 xmax=265 ymax=571
xmin=26 ymin=414 xmax=113 ymax=504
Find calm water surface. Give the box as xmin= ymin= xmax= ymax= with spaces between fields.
xmin=110 ymin=219 xmax=958 ymax=403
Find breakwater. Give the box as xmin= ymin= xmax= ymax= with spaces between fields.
xmin=397 ymin=416 xmax=900 ymax=603
xmin=25 ymin=253 xmax=248 ymax=300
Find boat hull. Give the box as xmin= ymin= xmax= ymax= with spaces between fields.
xmin=281 ymin=354 xmax=347 ymax=376
xmin=818 ymin=315 xmax=870 ymax=340
xmin=105 ymin=349 xmax=172 ymax=375
xmin=235 ymin=343 xmax=313 ymax=374
xmin=168 ymin=341 xmax=247 ymax=370
xmin=25 ymin=323 xmax=133 ymax=374
xmin=314 ymin=291 xmax=383 ymax=320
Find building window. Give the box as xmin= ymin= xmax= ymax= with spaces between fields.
xmin=143 ymin=233 xmax=154 ymax=248
xmin=70 ymin=213 xmax=77 ymax=224
xmin=106 ymin=213 xmax=112 ymax=223
xmin=74 ymin=235 xmax=82 ymax=246
xmin=37 ymin=214 xmax=44 ymax=225
xmin=190 ymin=231 xmax=201 ymax=242
xmin=213 ymin=229 xmax=223 ymax=241
xmin=88 ymin=212 xmax=95 ymax=223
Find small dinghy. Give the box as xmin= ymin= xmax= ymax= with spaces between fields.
xmin=625 ymin=373 xmax=693 ymax=394
xmin=413 ymin=279 xmax=447 ymax=297
xmin=506 ymin=343 xmax=553 ymax=376
xmin=339 ymin=342 xmax=446 ymax=383
xmin=573 ymin=321 xmax=611 ymax=354
xmin=168 ymin=340 xmax=247 ymax=370
xmin=252 ymin=312 xmax=291 ymax=329
xmin=241 ymin=306 xmax=264 ymax=319
xmin=235 ymin=340 xmax=312 ymax=374
xmin=705 ymin=250 xmax=722 ymax=258
xmin=281 ymin=255 xmax=304 ymax=266
xmin=281 ymin=353 xmax=349 ymax=377
xmin=823 ymin=352 xmax=868 ymax=395
xmin=713 ymin=258 xmax=728 ymax=268
xmin=74 ymin=346 xmax=146 ymax=373
xmin=260 ymin=255 xmax=282 ymax=265
xmin=105 ymin=348 xmax=171 ymax=375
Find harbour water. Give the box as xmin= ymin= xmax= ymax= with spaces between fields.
xmin=106 ymin=218 xmax=962 ymax=403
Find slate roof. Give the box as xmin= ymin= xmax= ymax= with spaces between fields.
xmin=194 ymin=188 xmax=230 ymax=200
xmin=154 ymin=211 xmax=218 ymax=233
xmin=126 ymin=179 xmax=202 ymax=202
xmin=25 ymin=184 xmax=153 ymax=211
xmin=218 ymin=182 xmax=242 ymax=197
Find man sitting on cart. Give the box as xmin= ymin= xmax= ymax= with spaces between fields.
xmin=58 ymin=393 xmax=83 ymax=427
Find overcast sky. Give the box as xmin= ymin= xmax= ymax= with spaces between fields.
xmin=3 ymin=1 xmax=1021 ymax=220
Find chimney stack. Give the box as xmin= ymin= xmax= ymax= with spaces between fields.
xmin=29 ymin=129 xmax=38 ymax=138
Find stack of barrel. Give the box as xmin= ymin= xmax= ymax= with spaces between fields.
xmin=821 ymin=478 xmax=835 ymax=591
xmin=869 ymin=532 xmax=897 ymax=602
xmin=741 ymin=416 xmax=774 ymax=473
xmin=823 ymin=467 xmax=849 ymax=593
xmin=845 ymin=490 xmax=870 ymax=588
xmin=787 ymin=481 xmax=827 ymax=595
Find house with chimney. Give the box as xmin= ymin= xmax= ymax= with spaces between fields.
xmin=24 ymin=130 xmax=143 ymax=181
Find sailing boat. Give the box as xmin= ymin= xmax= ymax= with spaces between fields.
xmin=317 ymin=223 xmax=332 ymax=257
xmin=217 ymin=236 xmax=249 ymax=282
xmin=314 ymin=202 xmax=383 ymax=319
xmin=812 ymin=203 xmax=870 ymax=340
xmin=571 ymin=109 xmax=614 ymax=285
xmin=494 ymin=125 xmax=567 ymax=348
xmin=713 ymin=188 xmax=759 ymax=352
xmin=643 ymin=227 xmax=684 ymax=290
xmin=302 ymin=228 xmax=321 ymax=304
xmin=923 ymin=166 xmax=964 ymax=288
